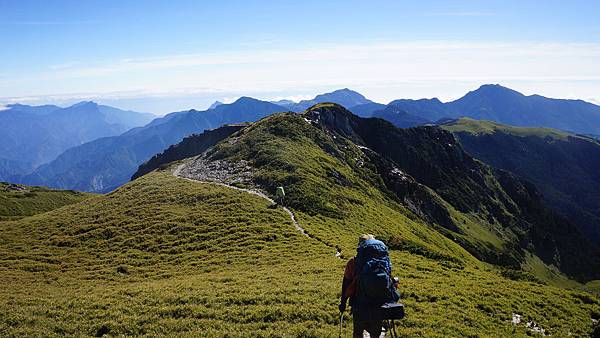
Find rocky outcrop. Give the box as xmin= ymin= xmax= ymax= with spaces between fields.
xmin=132 ymin=124 xmax=245 ymax=180
xmin=174 ymin=153 xmax=253 ymax=186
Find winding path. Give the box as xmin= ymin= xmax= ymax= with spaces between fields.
xmin=172 ymin=162 xmax=345 ymax=259
xmin=173 ymin=164 xmax=390 ymax=335
xmin=173 ymin=162 xmax=311 ymax=238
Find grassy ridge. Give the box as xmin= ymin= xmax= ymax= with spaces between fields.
xmin=441 ymin=117 xmax=575 ymax=140
xmin=210 ymin=110 xmax=598 ymax=281
xmin=0 ymin=182 xmax=92 ymax=221
xmin=2 ymin=110 xmax=600 ymax=336
xmin=1 ymin=172 xmax=598 ymax=336
xmin=1 ymin=173 xmax=340 ymax=336
xmin=209 ymin=113 xmax=475 ymax=263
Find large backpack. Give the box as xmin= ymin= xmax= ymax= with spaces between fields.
xmin=354 ymin=239 xmax=398 ymax=309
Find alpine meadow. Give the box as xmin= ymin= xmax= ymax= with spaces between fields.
xmin=2 ymin=1 xmax=600 ymax=337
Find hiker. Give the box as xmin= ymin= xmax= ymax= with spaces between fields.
xmin=339 ymin=234 xmax=400 ymax=338
xmin=275 ymin=186 xmax=285 ymax=206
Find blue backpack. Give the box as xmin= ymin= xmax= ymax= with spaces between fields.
xmin=354 ymin=239 xmax=399 ymax=307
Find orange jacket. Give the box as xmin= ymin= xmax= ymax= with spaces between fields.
xmin=342 ymin=257 xmax=356 ymax=300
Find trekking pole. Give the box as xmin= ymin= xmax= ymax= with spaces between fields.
xmin=339 ymin=312 xmax=344 ymax=338
xmin=385 ymin=320 xmax=394 ymax=338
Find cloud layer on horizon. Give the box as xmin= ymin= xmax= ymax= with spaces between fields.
xmin=2 ymin=40 xmax=600 ymax=113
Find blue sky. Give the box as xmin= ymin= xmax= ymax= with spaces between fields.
xmin=1 ymin=0 xmax=600 ymax=114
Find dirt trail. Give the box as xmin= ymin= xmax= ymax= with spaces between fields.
xmin=172 ymin=161 xmax=344 ymax=259
xmin=174 ymin=163 xmax=392 ymax=335
xmin=174 ymin=163 xmax=309 ymax=237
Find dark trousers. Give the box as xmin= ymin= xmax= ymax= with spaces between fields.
xmin=353 ymin=318 xmax=383 ymax=338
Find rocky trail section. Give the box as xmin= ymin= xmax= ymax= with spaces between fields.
xmin=172 ymin=155 xmax=343 ymax=259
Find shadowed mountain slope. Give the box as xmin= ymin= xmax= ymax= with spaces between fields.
xmin=443 ymin=118 xmax=600 ymax=247
xmin=372 ymin=105 xmax=431 ymax=128
xmin=349 ymin=102 xmax=387 ymax=117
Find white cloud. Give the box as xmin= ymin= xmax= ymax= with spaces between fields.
xmin=21 ymin=41 xmax=600 ymax=83
xmin=2 ymin=40 xmax=600 ymax=112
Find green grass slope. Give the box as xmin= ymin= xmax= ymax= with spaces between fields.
xmin=0 ymin=182 xmax=91 ymax=221
xmin=441 ymin=117 xmax=575 ymax=140
xmin=4 ymin=106 xmax=600 ymax=336
xmin=203 ymin=105 xmax=599 ymax=282
xmin=1 ymin=172 xmax=599 ymax=336
xmin=206 ymin=111 xmax=475 ymax=264
xmin=442 ymin=118 xmax=600 ymax=247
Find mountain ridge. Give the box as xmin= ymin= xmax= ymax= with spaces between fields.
xmin=379 ymin=84 xmax=600 ymax=134
xmin=0 ymin=101 xmax=154 ymax=180
xmin=20 ymin=98 xmax=287 ymax=192
xmin=10 ymin=84 xmax=600 ymax=196
xmin=137 ymin=103 xmax=600 ymax=282
xmin=2 ymin=103 xmax=599 ymax=336
xmin=274 ymin=88 xmax=373 ymax=112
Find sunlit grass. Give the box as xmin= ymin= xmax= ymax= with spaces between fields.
xmin=2 ymin=111 xmax=599 ymax=336
xmin=0 ymin=182 xmax=92 ymax=221
xmin=1 ymin=172 xmax=597 ymax=336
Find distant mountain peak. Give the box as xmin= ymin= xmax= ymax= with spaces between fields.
xmin=270 ymin=99 xmax=296 ymax=107
xmin=330 ymin=87 xmax=354 ymax=93
xmin=281 ymin=88 xmax=373 ymax=112
xmin=470 ymin=84 xmax=524 ymax=97
xmin=208 ymin=101 xmax=223 ymax=110
xmin=68 ymin=101 xmax=101 ymax=113
xmin=72 ymin=100 xmax=99 ymax=107
xmin=233 ymin=96 xmax=260 ymax=104
xmin=313 ymin=88 xmax=368 ymax=101
xmin=479 ymin=83 xmax=503 ymax=88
